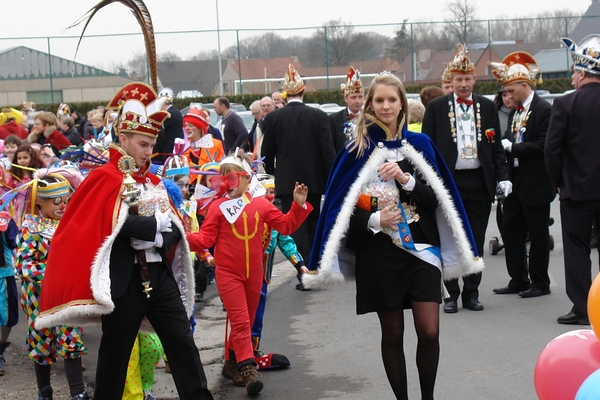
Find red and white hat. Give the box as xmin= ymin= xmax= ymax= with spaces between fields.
xmin=183 ymin=108 xmax=208 ymax=132
xmin=106 ymin=82 xmax=170 ymax=138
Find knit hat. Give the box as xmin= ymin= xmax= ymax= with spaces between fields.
xmin=183 ymin=108 xmax=209 ymax=132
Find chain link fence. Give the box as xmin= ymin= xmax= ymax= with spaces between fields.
xmin=0 ymin=15 xmax=596 ymax=105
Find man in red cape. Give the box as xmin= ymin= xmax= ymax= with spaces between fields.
xmin=36 ymin=82 xmax=214 ymax=400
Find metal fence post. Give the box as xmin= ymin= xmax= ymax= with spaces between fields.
xmin=324 ymin=26 xmax=330 ymax=90
xmin=47 ymin=37 xmax=54 ymax=103
xmin=237 ymin=30 xmax=242 ymax=95
xmin=410 ymin=22 xmax=414 ymax=86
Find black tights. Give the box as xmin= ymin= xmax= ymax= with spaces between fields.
xmin=377 ymin=301 xmax=439 ymax=400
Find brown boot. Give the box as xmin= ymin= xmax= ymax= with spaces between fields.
xmin=239 ymin=364 xmax=263 ymax=396
xmin=222 ymin=359 xmax=244 ymax=387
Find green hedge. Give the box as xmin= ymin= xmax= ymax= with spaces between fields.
xmin=24 ymin=77 xmax=574 ymax=113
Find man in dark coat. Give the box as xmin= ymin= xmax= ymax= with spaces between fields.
xmin=153 ymin=87 xmax=183 ymax=164
xmin=422 ymin=45 xmax=510 ymax=313
xmin=489 ymin=52 xmax=555 ymax=299
xmin=262 ymin=64 xmax=336 ymax=270
xmin=546 ymin=35 xmax=600 ymax=325
xmin=328 ymin=67 xmax=364 ymax=153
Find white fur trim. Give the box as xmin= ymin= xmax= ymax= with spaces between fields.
xmin=35 ymin=201 xmax=195 ymax=329
xmin=303 ymin=141 xmax=484 ymax=290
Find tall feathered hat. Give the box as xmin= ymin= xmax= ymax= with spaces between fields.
xmin=282 ymin=64 xmax=305 ymax=97
xmin=448 ymin=44 xmax=475 ymax=75
xmin=341 ymin=66 xmax=364 ymax=96
xmin=57 ymin=103 xmax=71 ymax=117
xmin=562 ymin=34 xmax=600 ymax=75
xmin=70 ymin=0 xmax=159 ymax=91
xmin=489 ymin=52 xmax=542 ymax=87
xmin=106 ymin=82 xmax=170 ymax=138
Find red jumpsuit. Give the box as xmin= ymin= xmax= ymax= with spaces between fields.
xmin=187 ymin=196 xmax=312 ymax=364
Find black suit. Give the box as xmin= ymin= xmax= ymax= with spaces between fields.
xmin=423 ymin=93 xmax=509 ymax=303
xmin=545 ymin=82 xmax=600 ymax=317
xmin=328 ymin=108 xmax=350 ymax=153
xmin=95 ymin=212 xmax=213 ymax=400
xmin=262 ymin=100 xmax=336 ymax=263
xmin=502 ymin=93 xmax=555 ymax=291
xmin=154 ymin=105 xmax=183 ymax=164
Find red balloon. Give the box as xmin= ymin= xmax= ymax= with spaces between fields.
xmin=535 ymin=330 xmax=600 ymax=400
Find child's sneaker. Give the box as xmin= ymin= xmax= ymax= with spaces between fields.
xmin=144 ymin=390 xmax=156 ymax=400
xmin=239 ymin=364 xmax=263 ymax=396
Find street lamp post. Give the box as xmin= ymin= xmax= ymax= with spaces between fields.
xmin=216 ymin=0 xmax=224 ymax=96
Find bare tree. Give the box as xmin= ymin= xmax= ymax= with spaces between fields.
xmin=189 ymin=49 xmax=221 ymax=61
xmin=126 ymin=52 xmax=148 ymax=81
xmin=444 ymin=0 xmax=478 ymax=44
xmin=158 ymin=52 xmax=181 ymax=62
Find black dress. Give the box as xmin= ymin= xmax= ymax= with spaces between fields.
xmin=346 ymin=159 xmax=442 ymax=314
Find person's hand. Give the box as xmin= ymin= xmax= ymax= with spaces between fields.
xmin=497 ymin=180 xmax=513 ymax=197
xmin=502 ymin=139 xmax=512 ymax=152
xmin=299 ymin=266 xmax=309 ymax=274
xmin=293 ymin=182 xmax=308 ymax=206
xmin=378 ymin=162 xmax=409 ymax=185
xmin=155 ymin=204 xmax=172 ymax=233
xmin=379 ymin=203 xmax=401 ymax=231
xmin=207 ymin=256 xmax=216 ymax=266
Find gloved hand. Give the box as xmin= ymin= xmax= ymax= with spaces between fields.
xmin=154 ymin=204 xmax=172 ymax=233
xmin=131 ymin=233 xmax=164 ymax=250
xmin=497 ymin=180 xmax=513 ymax=198
xmin=502 ymin=139 xmax=512 ymax=152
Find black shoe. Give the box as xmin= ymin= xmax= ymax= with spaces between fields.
xmin=519 ymin=288 xmax=551 ymax=298
xmin=463 ymin=298 xmax=484 ymax=311
xmin=195 ymin=292 xmax=204 ymax=302
xmin=38 ymin=386 xmax=53 ymax=400
xmin=557 ymin=311 xmax=590 ymax=325
xmin=295 ymin=283 xmax=311 ymax=291
xmin=443 ymin=300 xmax=458 ymax=313
xmin=493 ymin=286 xmax=524 ymax=295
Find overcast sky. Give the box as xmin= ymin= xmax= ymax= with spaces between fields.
xmin=0 ymin=0 xmax=593 ymax=69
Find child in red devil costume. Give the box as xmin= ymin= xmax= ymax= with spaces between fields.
xmin=186 ymin=153 xmax=312 ymax=396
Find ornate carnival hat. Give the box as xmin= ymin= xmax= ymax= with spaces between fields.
xmin=162 ymin=138 xmax=190 ymax=178
xmin=56 ymin=103 xmax=71 ymax=117
xmin=341 ymin=66 xmax=364 ymax=96
xmin=106 ymin=82 xmax=170 ymax=138
xmin=489 ymin=52 xmax=542 ymax=87
xmin=448 ymin=44 xmax=475 ymax=75
xmin=441 ymin=65 xmax=452 ymax=84
xmin=282 ymin=64 xmax=305 ymax=97
xmin=562 ymin=34 xmax=600 ymax=75
xmin=1 ymin=107 xmax=23 ymax=125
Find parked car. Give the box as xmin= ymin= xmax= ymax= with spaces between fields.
xmin=176 ymin=90 xmax=203 ymax=99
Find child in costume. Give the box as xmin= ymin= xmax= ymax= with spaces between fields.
xmin=186 ymin=153 xmax=312 ymax=396
xmin=0 ymin=211 xmax=18 ymax=376
xmin=251 ymin=174 xmax=307 ymax=370
xmin=15 ymin=168 xmax=89 ymax=400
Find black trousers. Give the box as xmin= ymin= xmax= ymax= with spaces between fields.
xmin=95 ymin=262 xmax=213 ymax=400
xmin=502 ymin=192 xmax=550 ymax=291
xmin=561 ymin=199 xmax=600 ymax=317
xmin=280 ymin=193 xmax=322 ymax=265
xmin=445 ymin=168 xmax=489 ymax=302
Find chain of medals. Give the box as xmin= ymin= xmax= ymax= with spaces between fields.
xmin=448 ymin=100 xmax=482 ymax=159
xmin=512 ymin=109 xmax=530 ymax=144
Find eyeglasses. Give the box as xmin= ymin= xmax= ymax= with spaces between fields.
xmin=252 ymin=111 xmax=260 ymax=115
xmin=209 ymin=171 xmax=249 ymax=192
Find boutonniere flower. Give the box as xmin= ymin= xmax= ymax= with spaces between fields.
xmin=485 ymin=128 xmax=495 ymax=143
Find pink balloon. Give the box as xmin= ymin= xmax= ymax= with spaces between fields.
xmin=535 ymin=330 xmax=600 ymax=400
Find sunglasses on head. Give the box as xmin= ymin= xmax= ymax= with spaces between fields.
xmin=209 ymin=171 xmax=249 ymax=193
